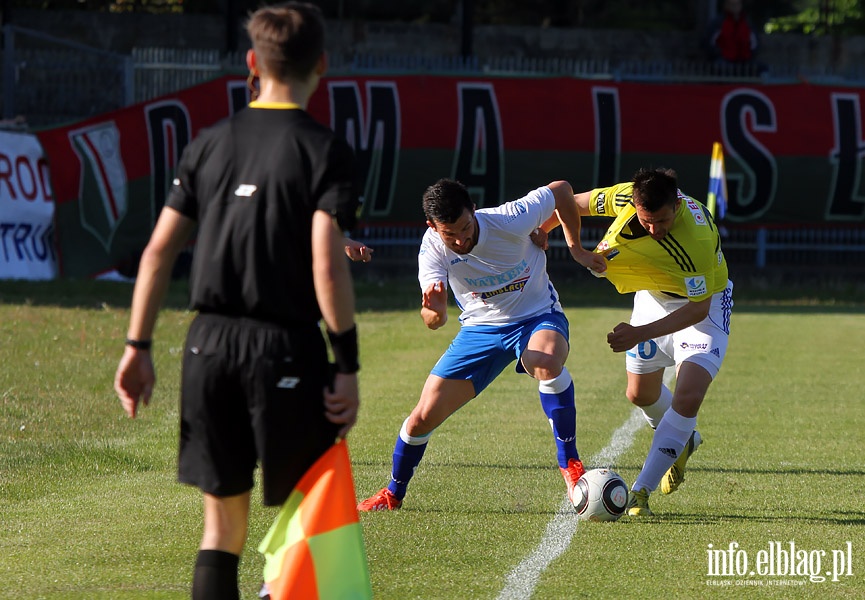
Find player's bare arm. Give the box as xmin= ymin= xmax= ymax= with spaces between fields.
xmin=312 ymin=209 xmax=360 ymax=438
xmin=606 ymin=296 xmax=713 ymax=353
xmin=115 ymin=207 xmax=194 ymax=418
xmin=546 ymin=182 xmax=606 ymax=274
xmin=421 ymin=281 xmax=448 ymax=330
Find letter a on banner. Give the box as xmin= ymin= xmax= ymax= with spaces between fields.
xmin=258 ymin=439 xmax=372 ymax=600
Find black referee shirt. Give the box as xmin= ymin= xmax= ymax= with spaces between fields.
xmin=166 ymin=106 xmax=360 ymax=328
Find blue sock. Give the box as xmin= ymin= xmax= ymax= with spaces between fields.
xmin=539 ymin=367 xmax=579 ymax=468
xmin=386 ymin=418 xmax=431 ymax=500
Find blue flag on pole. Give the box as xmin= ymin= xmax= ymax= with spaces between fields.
xmin=707 ymin=142 xmax=727 ymax=221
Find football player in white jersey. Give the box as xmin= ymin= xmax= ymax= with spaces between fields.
xmin=357 ymin=178 xmax=604 ymax=512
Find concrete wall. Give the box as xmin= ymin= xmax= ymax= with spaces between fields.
xmin=8 ymin=9 xmax=865 ymax=71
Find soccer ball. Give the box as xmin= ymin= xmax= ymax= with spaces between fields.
xmin=571 ymin=468 xmax=628 ymax=521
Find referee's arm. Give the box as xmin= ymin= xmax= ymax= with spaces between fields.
xmin=312 ymin=210 xmax=356 ymax=335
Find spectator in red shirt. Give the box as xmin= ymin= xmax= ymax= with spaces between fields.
xmin=706 ymin=0 xmax=762 ymax=70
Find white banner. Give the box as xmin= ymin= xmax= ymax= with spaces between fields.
xmin=0 ymin=130 xmax=57 ymax=280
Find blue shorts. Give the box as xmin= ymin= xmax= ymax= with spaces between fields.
xmin=430 ymin=311 xmax=569 ymax=396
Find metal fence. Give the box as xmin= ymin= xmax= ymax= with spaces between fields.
xmin=1 ymin=25 xmax=132 ymax=127
xmin=6 ymin=27 xmax=865 ymax=128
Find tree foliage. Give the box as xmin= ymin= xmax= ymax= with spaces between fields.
xmin=8 ymin=0 xmax=865 ymax=35
xmin=764 ymin=0 xmax=865 ymax=35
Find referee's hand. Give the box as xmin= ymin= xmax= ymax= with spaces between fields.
xmin=344 ymin=238 xmax=374 ymax=262
xmin=325 ymin=372 xmax=359 ymax=438
xmin=115 ymin=346 xmax=155 ymax=419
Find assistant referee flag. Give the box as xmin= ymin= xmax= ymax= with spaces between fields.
xmin=258 ymin=439 xmax=372 ymax=599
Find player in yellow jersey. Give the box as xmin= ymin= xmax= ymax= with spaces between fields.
xmin=535 ymin=167 xmax=733 ymax=517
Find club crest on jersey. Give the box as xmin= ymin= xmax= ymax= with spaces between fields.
xmin=685 ymin=275 xmax=707 ymax=297
xmin=596 ymin=240 xmax=610 ymax=252
xmin=686 ymin=198 xmax=707 ymax=226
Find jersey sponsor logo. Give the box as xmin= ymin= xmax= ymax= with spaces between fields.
xmin=718 ymin=250 xmax=724 ymax=265
xmin=276 ymin=376 xmax=300 ymax=389
xmin=464 ymin=259 xmax=528 ymax=287
xmin=450 ymin=256 xmax=468 ymax=265
xmin=605 ymin=248 xmax=620 ymax=260
xmin=478 ymin=277 xmax=528 ymax=299
xmin=234 ymin=184 xmax=258 ymax=197
xmin=596 ymin=240 xmax=610 ymax=251
xmin=595 ymin=192 xmax=606 ymax=215
xmin=686 ymin=197 xmax=707 ymax=226
xmin=685 ymin=275 xmax=707 ymax=297
xmin=679 ymin=342 xmax=709 ymax=350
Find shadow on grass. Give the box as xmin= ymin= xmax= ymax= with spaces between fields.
xmin=0 ymin=279 xmax=190 ymax=311
xmin=2 ymin=265 xmax=863 ymax=314
xmin=651 ymin=512 xmax=865 ymax=526
xmin=354 ymin=460 xmax=865 ymax=479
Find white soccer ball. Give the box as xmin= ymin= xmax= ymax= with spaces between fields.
xmin=571 ymin=468 xmax=628 ymax=522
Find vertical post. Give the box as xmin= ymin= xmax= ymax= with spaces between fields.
xmin=460 ymin=0 xmax=473 ymax=59
xmin=2 ymin=24 xmax=15 ymax=120
xmin=755 ymin=227 xmax=767 ymax=268
xmin=123 ymin=54 xmax=134 ymax=107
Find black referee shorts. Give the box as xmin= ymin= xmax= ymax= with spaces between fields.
xmin=177 ymin=313 xmax=339 ymax=506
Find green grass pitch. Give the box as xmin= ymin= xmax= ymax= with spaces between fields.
xmin=0 ymin=278 xmax=863 ymax=599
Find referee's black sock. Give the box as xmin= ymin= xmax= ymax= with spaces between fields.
xmin=192 ymin=549 xmax=240 ymax=600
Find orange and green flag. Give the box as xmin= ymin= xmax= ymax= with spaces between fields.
xmin=258 ymin=439 xmax=372 ymax=600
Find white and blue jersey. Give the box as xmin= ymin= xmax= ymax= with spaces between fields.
xmin=418 ymin=185 xmax=563 ymax=326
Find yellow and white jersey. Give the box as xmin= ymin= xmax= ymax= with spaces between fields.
xmin=588 ymin=182 xmax=729 ymax=301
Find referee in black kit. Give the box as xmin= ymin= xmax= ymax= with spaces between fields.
xmin=114 ymin=4 xmax=364 ymax=599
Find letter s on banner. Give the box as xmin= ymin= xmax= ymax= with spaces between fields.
xmin=0 ymin=130 xmax=58 ymax=280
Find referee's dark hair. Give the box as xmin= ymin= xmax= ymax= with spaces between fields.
xmin=423 ymin=178 xmax=475 ymax=224
xmin=246 ymin=2 xmax=325 ymax=83
xmin=632 ymin=167 xmax=678 ymax=213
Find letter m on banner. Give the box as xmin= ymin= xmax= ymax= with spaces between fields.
xmin=328 ymin=82 xmax=400 ymax=218
xmin=68 ymin=122 xmax=128 ymax=251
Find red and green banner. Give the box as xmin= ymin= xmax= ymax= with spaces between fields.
xmin=258 ymin=439 xmax=372 ymax=600
xmin=34 ymin=74 xmax=865 ymax=277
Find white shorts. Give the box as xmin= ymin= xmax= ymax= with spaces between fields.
xmin=625 ymin=280 xmax=733 ymax=379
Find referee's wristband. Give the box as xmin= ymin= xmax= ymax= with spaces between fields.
xmin=125 ymin=338 xmax=152 ymax=350
xmin=327 ymin=326 xmax=359 ymax=374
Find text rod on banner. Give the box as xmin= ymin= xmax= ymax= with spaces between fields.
xmin=258 ymin=438 xmax=372 ymax=600
xmin=0 ymin=130 xmax=58 ymax=280
xmin=706 ymin=142 xmax=727 ymax=221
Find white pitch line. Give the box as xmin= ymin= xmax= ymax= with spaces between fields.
xmin=496 ymin=409 xmax=646 ymax=600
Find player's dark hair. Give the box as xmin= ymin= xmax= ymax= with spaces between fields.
xmin=246 ymin=2 xmax=325 ymax=83
xmin=422 ymin=178 xmax=474 ymax=224
xmin=632 ymin=167 xmax=678 ymax=212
